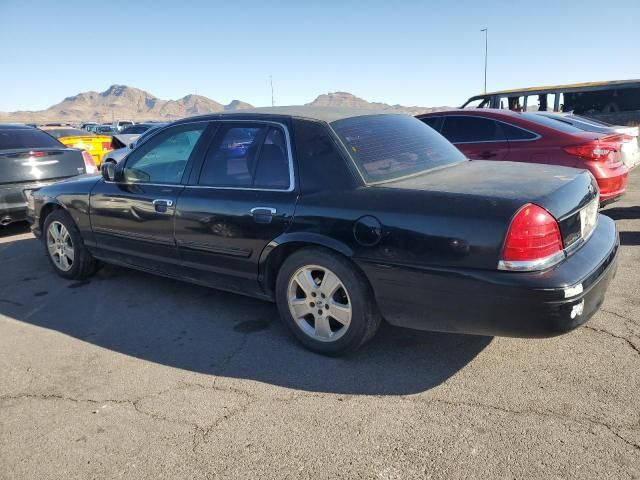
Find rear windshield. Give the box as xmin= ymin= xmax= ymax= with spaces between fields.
xmin=0 ymin=129 xmax=63 ymax=150
xmin=44 ymin=128 xmax=89 ymax=138
xmin=331 ymin=114 xmax=466 ymax=183
xmin=520 ymin=113 xmax=586 ymax=134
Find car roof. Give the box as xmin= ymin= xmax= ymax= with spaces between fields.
xmin=0 ymin=124 xmax=35 ymax=130
xmin=174 ymin=106 xmax=405 ymax=124
xmin=417 ymin=108 xmax=526 ymax=119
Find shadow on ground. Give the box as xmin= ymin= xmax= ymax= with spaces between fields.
xmin=0 ymin=222 xmax=30 ymax=238
xmin=0 ymin=236 xmax=491 ymax=396
xmin=602 ymin=206 xmax=640 ymax=221
xmin=619 ymin=231 xmax=640 ymax=246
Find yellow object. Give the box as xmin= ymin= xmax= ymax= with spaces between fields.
xmin=40 ymin=127 xmax=112 ymax=166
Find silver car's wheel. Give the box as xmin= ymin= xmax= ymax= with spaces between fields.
xmin=287 ymin=265 xmax=352 ymax=342
xmin=46 ymin=221 xmax=74 ymax=272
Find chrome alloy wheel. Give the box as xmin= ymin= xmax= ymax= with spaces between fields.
xmin=287 ymin=265 xmax=352 ymax=342
xmin=46 ymin=221 xmax=74 ymax=272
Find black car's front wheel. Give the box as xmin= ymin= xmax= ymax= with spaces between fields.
xmin=276 ymin=248 xmax=381 ymax=355
xmin=43 ymin=209 xmax=97 ymax=280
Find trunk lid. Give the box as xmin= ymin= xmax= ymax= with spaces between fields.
xmin=380 ymin=160 xmax=598 ymax=251
xmin=0 ymin=148 xmax=87 ymax=184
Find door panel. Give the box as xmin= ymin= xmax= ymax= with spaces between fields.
xmin=175 ymin=121 xmax=297 ymax=294
xmin=90 ymin=181 xmax=183 ymax=273
xmin=89 ymin=121 xmax=211 ymax=273
xmin=175 ymin=188 xmax=297 ymax=293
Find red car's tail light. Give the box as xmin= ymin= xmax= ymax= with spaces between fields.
xmin=563 ymin=137 xmax=620 ymax=163
xmin=499 ymin=203 xmax=564 ymax=271
xmin=81 ymin=150 xmax=98 ymax=175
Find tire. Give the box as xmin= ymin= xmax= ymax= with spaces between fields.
xmin=43 ymin=209 xmax=97 ymax=280
xmin=275 ymin=247 xmax=381 ymax=355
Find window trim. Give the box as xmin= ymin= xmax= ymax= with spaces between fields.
xmin=189 ymin=120 xmax=295 ymax=193
xmin=428 ymin=115 xmax=541 ymax=144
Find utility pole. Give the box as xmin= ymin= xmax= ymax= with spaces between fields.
xmin=270 ymin=75 xmax=274 ymax=106
xmin=481 ymin=28 xmax=488 ymax=93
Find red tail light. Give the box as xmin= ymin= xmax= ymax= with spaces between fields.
xmin=499 ymin=204 xmax=564 ymax=271
xmin=81 ymin=150 xmax=98 ymax=175
xmin=28 ymin=151 xmax=48 ymax=157
xmin=563 ymin=137 xmax=620 ymax=163
xmin=102 ymin=142 xmax=112 ymax=151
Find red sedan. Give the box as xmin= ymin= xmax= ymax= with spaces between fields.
xmin=417 ymin=109 xmax=629 ymax=205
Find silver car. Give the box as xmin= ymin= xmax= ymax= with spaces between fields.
xmin=102 ymin=123 xmax=168 ymax=164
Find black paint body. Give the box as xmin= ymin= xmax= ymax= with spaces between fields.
xmin=30 ymin=111 xmax=619 ymax=338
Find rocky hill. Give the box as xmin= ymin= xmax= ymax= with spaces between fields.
xmin=306 ymin=91 xmax=448 ymax=115
xmin=0 ymin=86 xmax=448 ymax=123
xmin=0 ymin=85 xmax=254 ymax=123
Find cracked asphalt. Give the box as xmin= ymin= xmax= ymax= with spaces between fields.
xmin=1 ymin=172 xmax=639 ymax=480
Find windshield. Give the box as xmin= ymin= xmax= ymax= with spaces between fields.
xmin=0 ymin=129 xmax=64 ymax=150
xmin=331 ymin=114 xmax=466 ymax=184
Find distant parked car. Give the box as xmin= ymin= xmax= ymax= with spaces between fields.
xmin=95 ymin=125 xmax=117 ymax=135
xmin=80 ymin=122 xmax=98 ymax=131
xmin=29 ymin=109 xmax=618 ymax=355
xmin=0 ymin=125 xmax=96 ymax=226
xmin=534 ymin=112 xmax=640 ymax=170
xmin=102 ymin=122 xmax=168 ymax=164
xmin=418 ymin=109 xmax=629 ymax=205
xmin=111 ymin=120 xmax=135 ymax=132
xmin=40 ymin=127 xmax=113 ymax=166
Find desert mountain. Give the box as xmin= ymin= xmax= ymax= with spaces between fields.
xmin=0 ymin=86 xmax=448 ymax=123
xmin=306 ymin=91 xmax=448 ymax=115
xmin=0 ymin=85 xmax=254 ymax=123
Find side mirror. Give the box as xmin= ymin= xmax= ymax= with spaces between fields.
xmin=102 ymin=161 xmax=117 ymax=182
xmin=129 ymin=141 xmax=137 ymax=149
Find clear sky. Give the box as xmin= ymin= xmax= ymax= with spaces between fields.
xmin=1 ymin=0 xmax=639 ymax=111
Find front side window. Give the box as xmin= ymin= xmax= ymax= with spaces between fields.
xmin=441 ymin=116 xmax=506 ymax=143
xmin=331 ymin=114 xmax=466 ymax=184
xmin=198 ymin=124 xmax=290 ymax=189
xmin=123 ymin=123 xmax=206 ymax=184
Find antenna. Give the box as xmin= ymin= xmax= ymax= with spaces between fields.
xmin=270 ymin=75 xmax=274 ymax=107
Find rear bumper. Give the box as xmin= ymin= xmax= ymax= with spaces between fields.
xmin=588 ymin=163 xmax=628 ymax=205
xmin=0 ymin=183 xmax=35 ymax=225
xmin=358 ymin=215 xmax=618 ymax=338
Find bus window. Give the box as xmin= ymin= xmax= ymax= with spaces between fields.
xmin=506 ymin=96 xmax=525 ymax=112
xmin=462 ymin=97 xmax=490 ymax=108
xmin=526 ymin=94 xmax=556 ymax=112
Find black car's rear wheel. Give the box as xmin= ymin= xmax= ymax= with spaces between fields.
xmin=276 ymin=247 xmax=381 ymax=355
xmin=43 ymin=209 xmax=97 ymax=280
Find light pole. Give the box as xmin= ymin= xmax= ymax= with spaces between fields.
xmin=481 ymin=28 xmax=488 ymax=93
xmin=270 ymin=75 xmax=274 ymax=107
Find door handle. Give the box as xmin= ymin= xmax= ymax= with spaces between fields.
xmin=250 ymin=207 xmax=276 ymax=224
xmin=153 ymin=199 xmax=174 ymax=213
xmin=479 ymin=151 xmax=497 ymax=159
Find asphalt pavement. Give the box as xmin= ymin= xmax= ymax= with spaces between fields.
xmin=0 ymin=171 xmax=639 ymax=479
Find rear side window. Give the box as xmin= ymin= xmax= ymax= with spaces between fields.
xmin=419 ymin=116 xmax=443 ymax=132
xmin=198 ymin=124 xmax=290 ymax=189
xmin=499 ymin=122 xmax=538 ymax=141
xmin=441 ymin=116 xmax=506 ymax=143
xmin=0 ymin=129 xmax=63 ymax=150
xmin=520 ymin=113 xmax=586 ymax=134
xmin=331 ymin=114 xmax=466 ymax=184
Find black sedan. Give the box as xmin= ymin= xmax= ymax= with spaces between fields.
xmin=29 ymin=108 xmax=618 ymax=354
xmin=0 ymin=124 xmax=96 ymax=227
